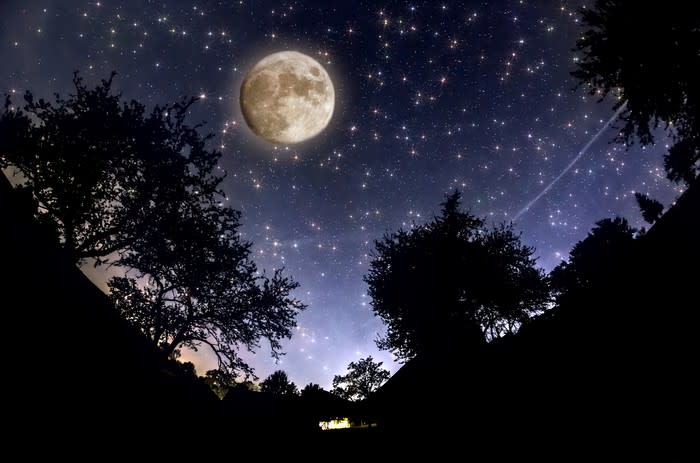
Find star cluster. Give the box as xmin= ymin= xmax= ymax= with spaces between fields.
xmin=0 ymin=0 xmax=680 ymax=388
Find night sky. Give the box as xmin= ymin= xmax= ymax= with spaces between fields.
xmin=1 ymin=0 xmax=682 ymax=388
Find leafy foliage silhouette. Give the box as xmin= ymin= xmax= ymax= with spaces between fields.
xmin=108 ymin=203 xmax=304 ymax=380
xmin=260 ymin=370 xmax=298 ymax=396
xmin=1 ymin=72 xmax=216 ymax=264
xmin=365 ymin=191 xmax=550 ymax=361
xmin=301 ymin=383 xmax=325 ymax=397
xmin=573 ymin=0 xmax=700 ymax=184
xmin=634 ymin=192 xmax=664 ymax=225
xmin=551 ymin=217 xmax=637 ymax=303
xmin=332 ymin=356 xmax=390 ymax=401
xmin=0 ymin=73 xmax=305 ymax=381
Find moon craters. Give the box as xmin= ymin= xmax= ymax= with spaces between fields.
xmin=240 ymin=51 xmax=334 ymax=144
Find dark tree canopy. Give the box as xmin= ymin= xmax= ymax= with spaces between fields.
xmin=573 ymin=0 xmax=700 ymax=184
xmin=332 ymin=356 xmax=390 ymax=401
xmin=0 ymin=72 xmax=222 ymax=264
xmin=204 ymin=369 xmax=232 ymax=399
xmin=108 ymin=195 xmax=304 ymax=380
xmin=301 ymin=383 xmax=324 ymax=397
xmin=0 ymin=72 xmax=305 ymax=381
xmin=260 ymin=370 xmax=298 ymax=396
xmin=551 ymin=217 xmax=637 ymax=302
xmin=204 ymin=370 xmax=259 ymax=398
xmin=365 ymin=191 xmax=550 ymax=361
xmin=179 ymin=361 xmax=197 ymax=377
xmin=634 ymin=192 xmax=664 ymax=225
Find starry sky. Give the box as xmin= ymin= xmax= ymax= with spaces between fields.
xmin=0 ymin=0 xmax=682 ymax=389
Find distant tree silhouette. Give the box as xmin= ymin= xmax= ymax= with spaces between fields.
xmin=178 ymin=361 xmax=197 ymax=377
xmin=365 ymin=191 xmax=550 ymax=361
xmin=0 ymin=72 xmax=226 ymax=264
xmin=260 ymin=370 xmax=298 ymax=396
xmin=332 ymin=356 xmax=390 ymax=401
xmin=551 ymin=217 xmax=637 ymax=302
xmin=204 ymin=369 xmax=232 ymax=399
xmin=634 ymin=193 xmax=664 ymax=225
xmin=241 ymin=380 xmax=260 ymax=392
xmin=573 ymin=0 xmax=700 ymax=184
xmin=301 ymin=383 xmax=324 ymax=397
xmin=204 ymin=370 xmax=259 ymax=398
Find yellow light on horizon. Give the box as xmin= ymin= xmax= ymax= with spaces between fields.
xmin=319 ymin=418 xmax=350 ymax=430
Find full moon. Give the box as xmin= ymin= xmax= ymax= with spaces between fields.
xmin=240 ymin=51 xmax=335 ymax=144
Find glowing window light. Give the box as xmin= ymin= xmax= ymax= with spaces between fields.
xmin=319 ymin=418 xmax=350 ymax=430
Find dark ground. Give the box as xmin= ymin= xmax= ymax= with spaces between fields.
xmin=2 ymin=172 xmax=697 ymax=455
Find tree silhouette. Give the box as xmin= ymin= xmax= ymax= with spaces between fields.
xmin=260 ymin=370 xmax=298 ymax=396
xmin=0 ymin=72 xmax=227 ymax=264
xmin=365 ymin=191 xmax=550 ymax=361
xmin=551 ymin=217 xmax=637 ymax=302
xmin=572 ymin=0 xmax=700 ymax=184
xmin=301 ymin=383 xmax=324 ymax=397
xmin=332 ymin=356 xmax=390 ymax=401
xmin=108 ymin=198 xmax=305 ymax=380
xmin=634 ymin=192 xmax=664 ymax=225
xmin=178 ymin=361 xmax=197 ymax=377
xmin=0 ymin=72 xmax=305 ymax=381
xmin=204 ymin=370 xmax=259 ymax=398
xmin=204 ymin=369 xmax=232 ymax=399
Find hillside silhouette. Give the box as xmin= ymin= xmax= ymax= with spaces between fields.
xmin=1 ymin=174 xmax=221 ymax=432
xmin=2 ymin=173 xmax=364 ymax=441
xmin=367 ymin=180 xmax=699 ymax=452
xmin=4 ymin=168 xmax=697 ymax=448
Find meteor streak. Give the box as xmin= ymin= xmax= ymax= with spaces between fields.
xmin=513 ymin=101 xmax=627 ymax=221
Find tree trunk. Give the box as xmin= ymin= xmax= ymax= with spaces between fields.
xmin=162 ymin=329 xmax=186 ymax=358
xmin=63 ymin=224 xmax=77 ymax=262
xmin=152 ymin=326 xmax=165 ymax=346
xmin=161 ymin=295 xmax=193 ymax=358
xmin=161 ymin=340 xmax=177 ymax=358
